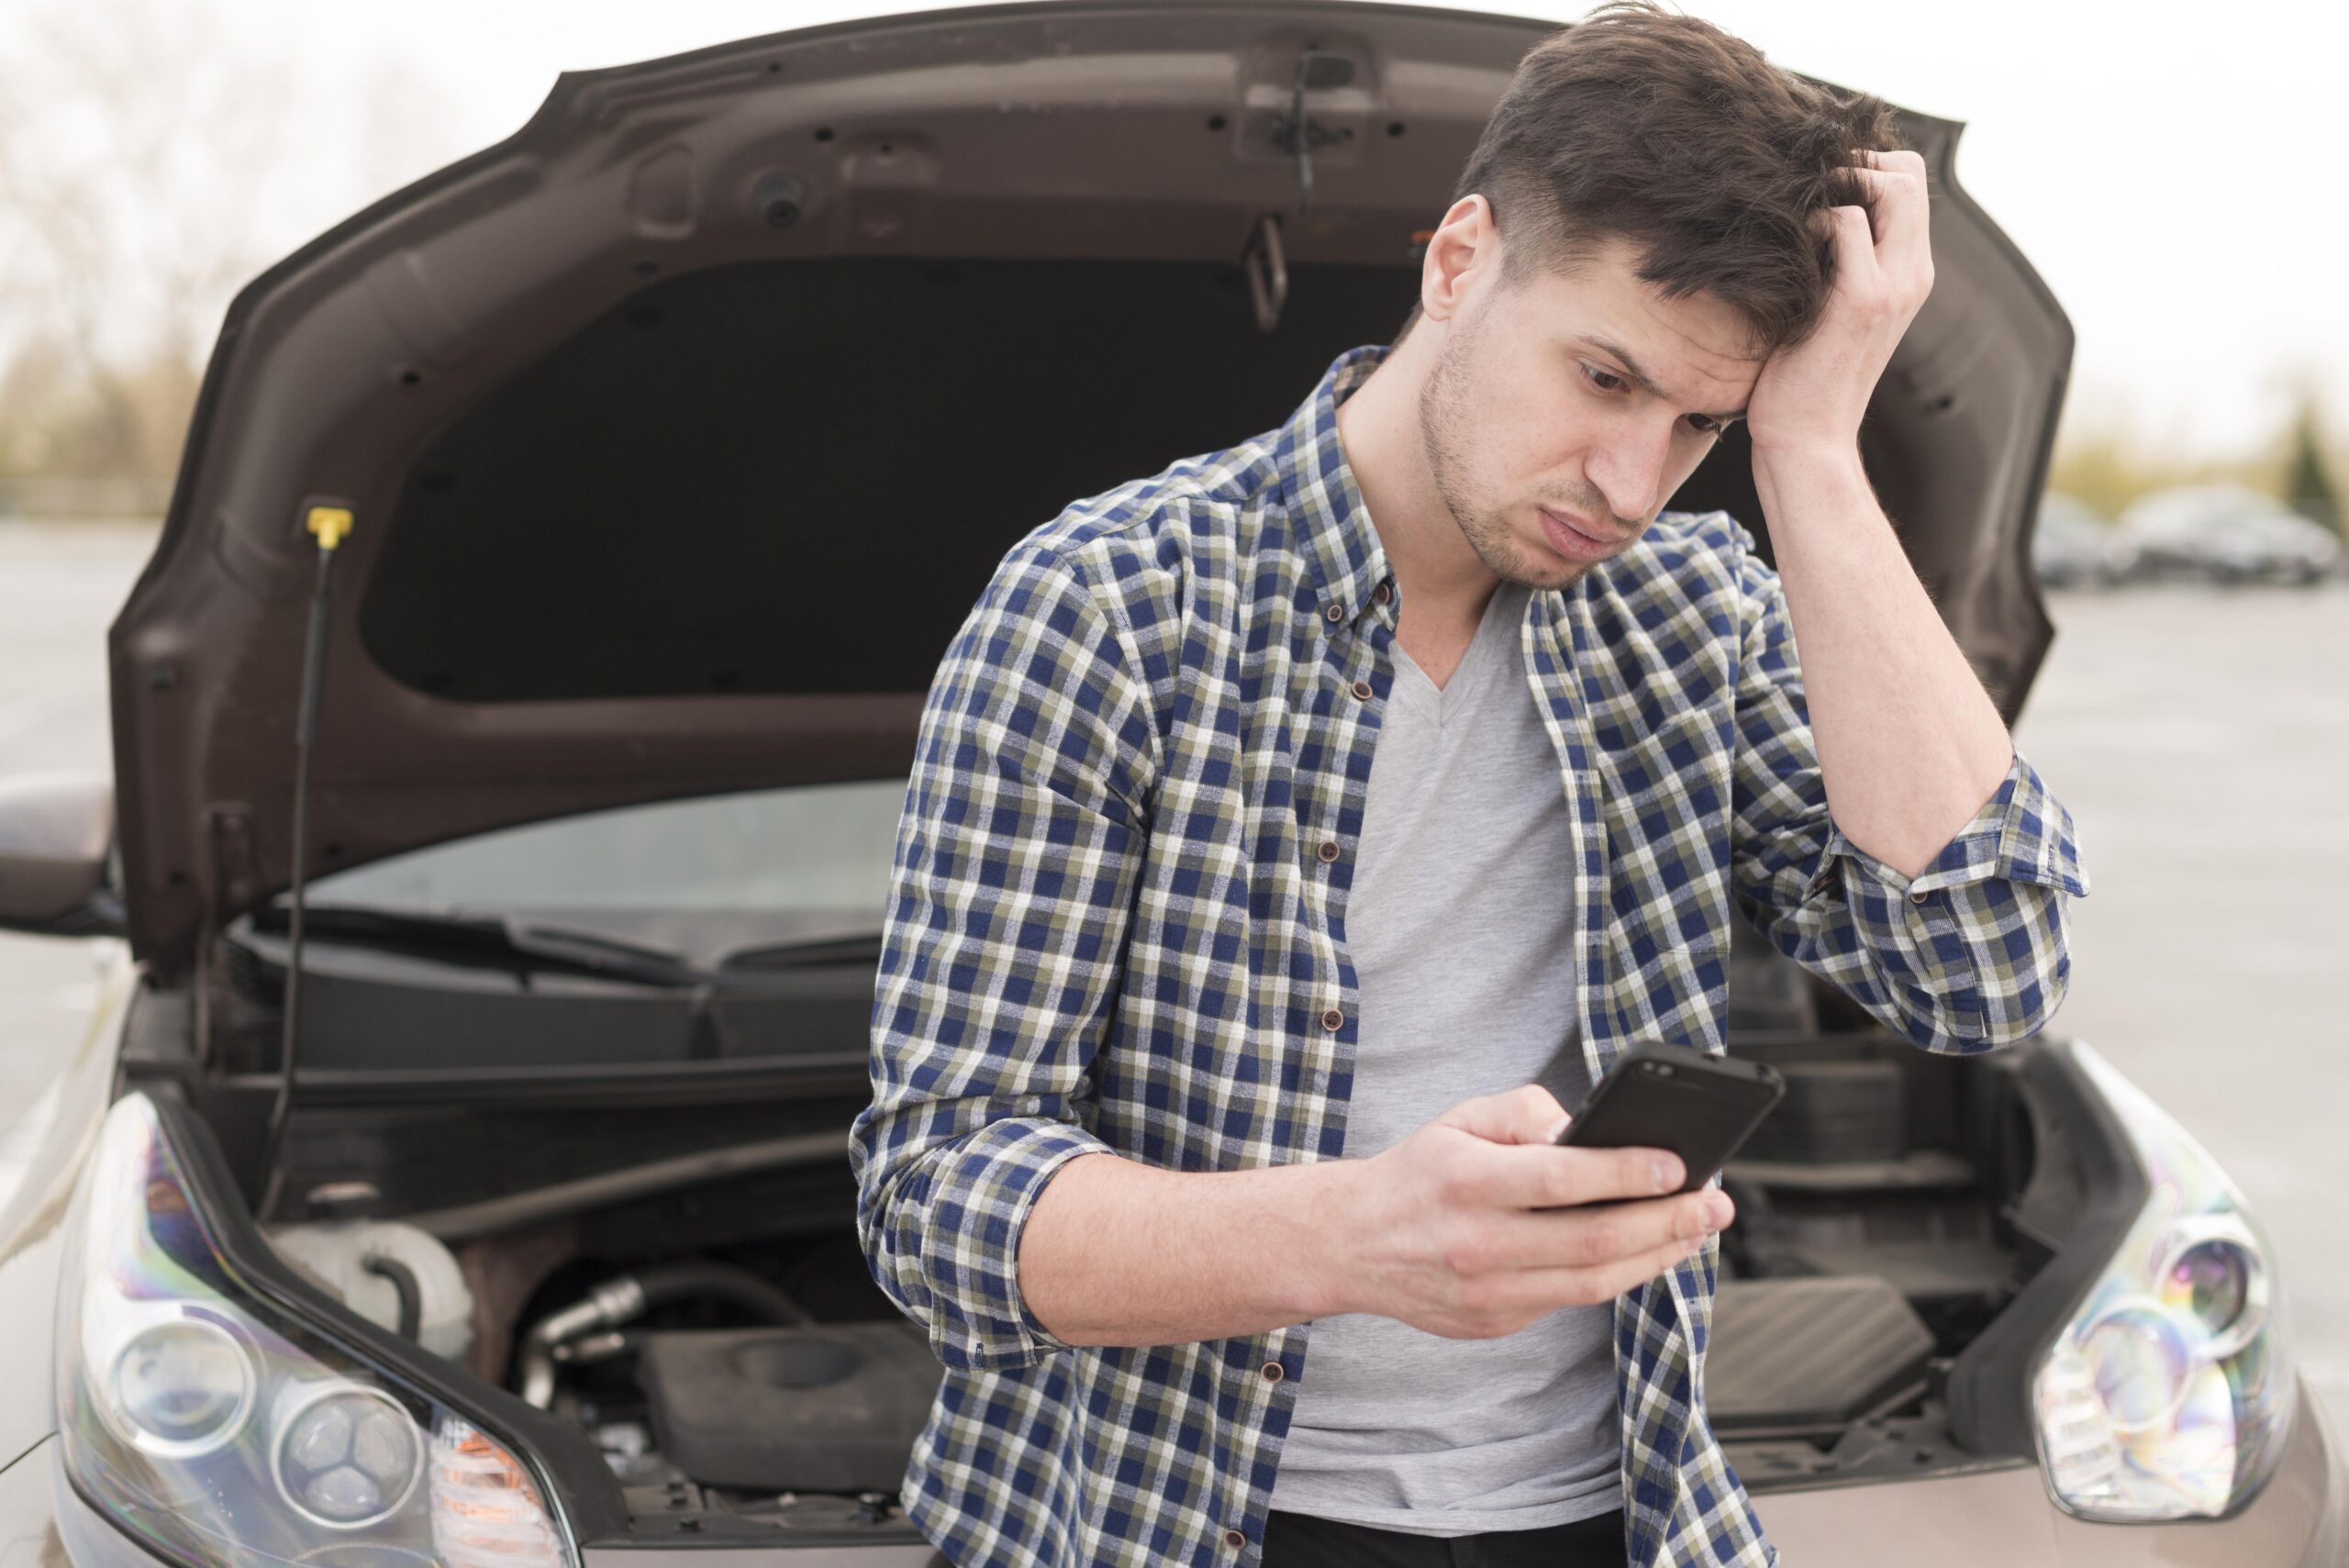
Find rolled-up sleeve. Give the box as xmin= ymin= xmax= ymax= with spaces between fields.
xmin=848 ymin=539 xmax=1153 ymax=1373
xmin=1723 ymin=525 xmax=2089 ymax=1053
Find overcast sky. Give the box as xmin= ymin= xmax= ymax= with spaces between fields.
xmin=31 ymin=0 xmax=2349 ymax=462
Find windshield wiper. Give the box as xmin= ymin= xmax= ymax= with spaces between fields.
xmin=242 ymin=905 xmax=890 ymax=988
xmin=716 ymin=930 xmax=888 ymax=970
xmin=240 ymin=905 xmax=749 ymax=990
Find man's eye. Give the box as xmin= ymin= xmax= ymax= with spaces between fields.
xmin=1581 ymin=362 xmax=1722 ymax=435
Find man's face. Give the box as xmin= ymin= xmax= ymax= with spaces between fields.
xmin=1417 ymin=230 xmax=1767 ymax=592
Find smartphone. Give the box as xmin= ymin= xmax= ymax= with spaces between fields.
xmin=1549 ymin=1041 xmax=1786 ymax=1206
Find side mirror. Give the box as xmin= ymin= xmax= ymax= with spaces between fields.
xmin=0 ymin=772 xmax=125 ymax=938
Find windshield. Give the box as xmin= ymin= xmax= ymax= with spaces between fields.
xmin=298 ymin=778 xmax=907 ymax=963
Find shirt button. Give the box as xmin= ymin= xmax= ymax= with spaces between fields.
xmin=1373 ymin=581 xmax=1392 ymax=606
xmin=1909 ymin=888 xmax=1930 ymax=904
xmin=1320 ymin=1007 xmax=1344 ymax=1032
xmin=1808 ymin=873 xmax=1832 ymax=896
xmin=1349 ymin=678 xmax=1373 ymax=701
xmin=1225 ymin=1527 xmax=1248 ymax=1549
xmin=1325 ymin=601 xmax=1347 ymax=624
xmin=1317 ymin=840 xmax=1341 ymax=863
xmin=1261 ymin=1360 xmax=1286 ymax=1383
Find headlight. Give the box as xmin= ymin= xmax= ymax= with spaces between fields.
xmin=51 ymin=1093 xmax=578 ymax=1568
xmin=2032 ymin=1041 xmax=2298 ymax=1519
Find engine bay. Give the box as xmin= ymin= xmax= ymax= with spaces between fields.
xmin=245 ymin=1045 xmax=2046 ymax=1540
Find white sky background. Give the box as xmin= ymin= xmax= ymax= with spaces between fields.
xmin=14 ymin=0 xmax=2346 ymax=462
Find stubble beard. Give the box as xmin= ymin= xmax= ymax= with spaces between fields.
xmin=1416 ymin=306 xmax=1588 ymax=595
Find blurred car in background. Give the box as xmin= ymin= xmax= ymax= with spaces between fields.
xmin=2112 ymin=484 xmax=2342 ymax=586
xmin=2030 ymin=490 xmax=2124 ymax=589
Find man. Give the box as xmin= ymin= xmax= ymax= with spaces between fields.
xmin=849 ymin=4 xmax=2089 ymax=1565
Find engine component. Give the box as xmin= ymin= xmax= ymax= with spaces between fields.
xmin=1740 ymin=1058 xmax=1908 ymax=1163
xmin=634 ymin=1321 xmax=943 ymax=1493
xmin=516 ymin=1258 xmax=809 ymax=1407
xmin=1704 ymin=1276 xmax=1936 ymax=1440
xmin=268 ymin=1218 xmax=475 ymax=1362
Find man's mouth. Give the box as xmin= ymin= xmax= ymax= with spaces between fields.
xmin=1538 ymin=506 xmax=1624 ymax=562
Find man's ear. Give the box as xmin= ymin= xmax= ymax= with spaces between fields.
xmin=1419 ymin=193 xmax=1497 ymax=326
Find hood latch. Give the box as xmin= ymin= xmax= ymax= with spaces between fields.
xmin=1268 ymin=48 xmax=1356 ymax=215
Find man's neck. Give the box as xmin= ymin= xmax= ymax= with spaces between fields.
xmin=1331 ymin=357 xmax=1502 ymax=639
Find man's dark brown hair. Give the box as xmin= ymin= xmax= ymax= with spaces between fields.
xmin=1396 ymin=0 xmax=1910 ymax=359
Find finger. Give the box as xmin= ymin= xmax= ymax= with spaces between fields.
xmin=1479 ymin=1190 xmax=1723 ymax=1271
xmin=1837 ymin=169 xmax=1934 ymax=303
xmin=1853 ymin=146 xmax=1927 ymax=175
xmin=1465 ymin=1139 xmax=1687 ymax=1209
xmin=1841 ymin=161 xmax=1929 ymax=258
xmin=1585 ymin=1230 xmax=1712 ymax=1297
xmin=1433 ymin=1082 xmax=1574 ymax=1145
xmin=1809 ymin=203 xmax=1881 ymax=287
xmin=1480 ymin=1232 xmax=1711 ymax=1317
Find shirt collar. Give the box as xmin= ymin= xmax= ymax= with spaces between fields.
xmin=1273 ymin=343 xmax=1398 ymax=628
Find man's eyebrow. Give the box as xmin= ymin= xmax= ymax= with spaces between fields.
xmin=1574 ymin=334 xmax=1749 ymax=423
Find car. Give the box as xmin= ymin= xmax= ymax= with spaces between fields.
xmin=1 ymin=4 xmax=2343 ymax=1566
xmin=2030 ymin=490 xmax=2125 ymax=589
xmin=2113 ymin=483 xmax=2343 ymax=586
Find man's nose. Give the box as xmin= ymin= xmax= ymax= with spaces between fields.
xmin=1587 ymin=421 xmax=1675 ymax=524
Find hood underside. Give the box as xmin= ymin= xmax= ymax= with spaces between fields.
xmin=111 ymin=0 xmax=2073 ymax=976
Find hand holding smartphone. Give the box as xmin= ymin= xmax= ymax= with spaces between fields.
xmin=1335 ymin=1061 xmax=1781 ymax=1339
xmin=1549 ymin=1041 xmax=1785 ymax=1207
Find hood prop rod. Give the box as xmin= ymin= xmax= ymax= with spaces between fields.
xmin=256 ymin=502 xmax=352 ymax=1224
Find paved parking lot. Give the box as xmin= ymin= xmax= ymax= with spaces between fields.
xmin=2 ymin=517 xmax=2342 ymax=1444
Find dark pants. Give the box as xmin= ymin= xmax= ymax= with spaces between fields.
xmin=1260 ymin=1507 xmax=1628 ymax=1568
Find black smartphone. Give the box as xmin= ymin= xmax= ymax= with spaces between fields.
xmin=1550 ymin=1041 xmax=1785 ymax=1206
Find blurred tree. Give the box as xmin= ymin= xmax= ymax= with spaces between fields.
xmin=0 ymin=0 xmax=296 ymax=484
xmin=2280 ymin=393 xmax=2342 ymax=538
xmin=2049 ymin=420 xmax=2277 ymax=523
xmin=0 ymin=0 xmax=461 ymax=499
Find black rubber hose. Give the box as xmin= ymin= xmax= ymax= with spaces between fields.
xmin=631 ymin=1259 xmax=812 ymax=1326
xmin=362 ymin=1254 xmax=424 ymax=1340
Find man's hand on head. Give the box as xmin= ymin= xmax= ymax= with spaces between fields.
xmin=1744 ymin=147 xmax=1937 ymax=466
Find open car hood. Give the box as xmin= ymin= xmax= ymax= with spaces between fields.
xmin=111 ymin=0 xmax=2073 ymax=977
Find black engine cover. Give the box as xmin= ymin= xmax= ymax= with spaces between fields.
xmin=634 ymin=1321 xmax=944 ymax=1493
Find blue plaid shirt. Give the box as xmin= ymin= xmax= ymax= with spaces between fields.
xmin=851 ymin=344 xmax=2088 ymax=1568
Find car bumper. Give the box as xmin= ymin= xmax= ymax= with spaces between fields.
xmin=1752 ymin=1374 xmax=2349 ymax=1565
xmin=1 ymin=1431 xmax=949 ymax=1567
xmin=7 ymin=1385 xmax=2343 ymax=1563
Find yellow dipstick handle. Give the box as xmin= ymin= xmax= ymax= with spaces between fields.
xmin=305 ymin=506 xmax=353 ymax=550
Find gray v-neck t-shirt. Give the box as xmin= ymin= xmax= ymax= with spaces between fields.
xmin=1264 ymin=577 xmax=1621 ymax=1535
